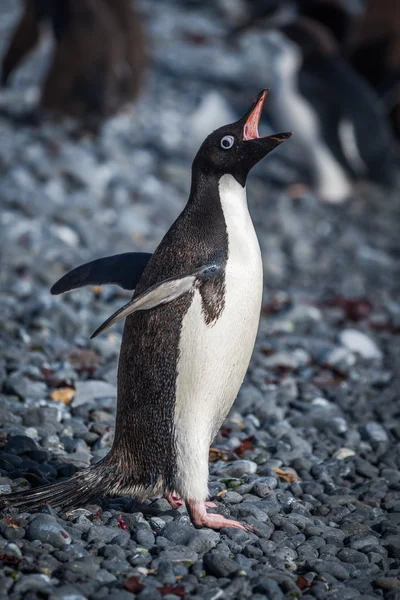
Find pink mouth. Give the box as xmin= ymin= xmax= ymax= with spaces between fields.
xmin=243 ymin=90 xmax=293 ymax=143
xmin=243 ymin=89 xmax=268 ymax=141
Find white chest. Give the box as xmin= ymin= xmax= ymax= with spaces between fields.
xmin=173 ymin=175 xmax=263 ymax=500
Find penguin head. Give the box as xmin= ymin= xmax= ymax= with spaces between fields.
xmin=193 ymin=89 xmax=292 ymax=186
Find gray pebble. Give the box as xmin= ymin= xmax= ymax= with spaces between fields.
xmin=72 ymin=381 xmax=117 ymax=408
xmin=187 ymin=529 xmax=220 ymax=553
xmin=27 ymin=514 xmax=72 ymax=548
xmin=12 ymin=574 xmax=52 ymax=595
xmin=383 ymin=534 xmax=400 ymax=558
xmin=337 ymin=548 xmax=369 ymax=564
xmin=159 ymin=545 xmax=198 ymax=566
xmin=360 ymin=423 xmax=389 ymax=443
xmin=49 ymin=585 xmax=88 ymax=600
xmin=374 ymin=577 xmax=400 ymax=591
xmin=221 ymin=491 xmax=243 ymax=504
xmin=349 ymin=535 xmax=380 ymax=550
xmin=253 ymin=577 xmax=284 ymax=599
xmin=216 ymin=460 xmax=258 ymax=478
xmin=236 ymin=502 xmax=269 ymax=522
xmin=203 ymin=553 xmax=240 ymax=577
xmin=86 ymin=524 xmax=126 ymax=545
xmin=314 ymin=560 xmax=350 ymax=580
xmin=339 ymin=329 xmax=382 ymax=360
xmin=133 ymin=525 xmax=155 ymax=548
xmin=108 ymin=592 xmax=135 ymax=600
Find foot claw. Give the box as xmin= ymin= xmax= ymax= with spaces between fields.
xmin=195 ymin=512 xmax=250 ymax=531
xmin=186 ymin=499 xmax=251 ymax=531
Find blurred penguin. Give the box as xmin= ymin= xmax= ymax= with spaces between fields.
xmin=1 ymin=0 xmax=145 ymax=123
xmin=227 ymin=0 xmax=397 ymax=201
xmin=261 ymin=30 xmax=353 ymax=203
xmin=348 ymin=0 xmax=400 ymax=140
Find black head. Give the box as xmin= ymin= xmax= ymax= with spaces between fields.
xmin=193 ymin=90 xmax=292 ymax=186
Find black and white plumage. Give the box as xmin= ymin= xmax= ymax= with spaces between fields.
xmin=229 ymin=1 xmax=397 ymax=201
xmin=0 ymin=91 xmax=291 ymax=530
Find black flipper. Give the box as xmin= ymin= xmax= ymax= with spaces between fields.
xmin=51 ymin=252 xmax=152 ymax=295
xmin=90 ymin=264 xmax=222 ymax=339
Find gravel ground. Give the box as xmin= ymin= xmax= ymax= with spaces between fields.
xmin=1 ymin=1 xmax=400 ymax=599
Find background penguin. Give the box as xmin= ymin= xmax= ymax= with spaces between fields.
xmin=227 ymin=0 xmax=397 ymax=200
xmin=1 ymin=0 xmax=145 ymax=123
xmin=261 ymin=30 xmax=353 ymax=203
xmin=278 ymin=16 xmax=397 ymax=197
xmin=348 ymin=0 xmax=400 ymax=141
xmin=0 ymin=91 xmax=291 ymax=531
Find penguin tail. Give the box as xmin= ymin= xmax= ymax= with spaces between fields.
xmin=0 ymin=462 xmax=112 ymax=512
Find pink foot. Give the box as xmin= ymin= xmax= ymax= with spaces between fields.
xmin=166 ymin=492 xmax=217 ymax=510
xmin=186 ymin=499 xmax=254 ymax=532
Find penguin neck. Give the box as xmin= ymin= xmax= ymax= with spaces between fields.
xmin=187 ymin=169 xmax=248 ymax=215
xmin=185 ymin=170 xmax=256 ymax=252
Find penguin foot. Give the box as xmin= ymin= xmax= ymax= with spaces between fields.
xmin=166 ymin=493 xmax=216 ymax=510
xmin=186 ymin=500 xmax=251 ymax=532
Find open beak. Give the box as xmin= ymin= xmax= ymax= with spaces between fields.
xmin=243 ymin=89 xmax=292 ymax=145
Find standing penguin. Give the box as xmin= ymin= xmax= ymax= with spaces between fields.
xmin=1 ymin=0 xmax=145 ymax=122
xmin=229 ymin=1 xmax=397 ymax=200
xmin=0 ymin=91 xmax=291 ymax=531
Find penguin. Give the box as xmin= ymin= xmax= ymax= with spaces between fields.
xmin=228 ymin=1 xmax=397 ymax=200
xmin=261 ymin=29 xmax=353 ymax=203
xmin=277 ymin=17 xmax=397 ymax=196
xmin=348 ymin=0 xmax=400 ymax=141
xmin=39 ymin=0 xmax=145 ymax=120
xmin=0 ymin=91 xmax=292 ymax=531
xmin=1 ymin=0 xmax=145 ymax=122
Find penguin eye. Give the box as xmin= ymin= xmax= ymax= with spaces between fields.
xmin=220 ymin=135 xmax=235 ymax=150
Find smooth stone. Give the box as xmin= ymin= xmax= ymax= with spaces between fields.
xmin=216 ymin=460 xmax=258 ymax=478
xmin=49 ymin=585 xmax=88 ymax=600
xmin=159 ymin=546 xmax=198 ymax=566
xmin=3 ymin=435 xmax=38 ymax=455
xmin=203 ymin=553 xmax=240 ymax=577
xmin=12 ymin=574 xmax=52 ymax=595
xmin=72 ymin=381 xmax=117 ymax=408
xmin=339 ymin=329 xmax=382 ymax=360
xmin=383 ymin=535 xmax=400 ymax=558
xmin=27 ymin=515 xmax=72 ymax=548
xmin=333 ymin=448 xmax=356 ymax=460
xmin=360 ymin=423 xmax=389 ymax=443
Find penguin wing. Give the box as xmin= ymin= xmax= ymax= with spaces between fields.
xmin=90 ymin=263 xmax=222 ymax=339
xmin=51 ymin=252 xmax=152 ymax=294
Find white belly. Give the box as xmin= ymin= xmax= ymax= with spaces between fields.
xmin=174 ymin=174 xmax=263 ymax=501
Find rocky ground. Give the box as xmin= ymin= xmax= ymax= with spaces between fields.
xmin=1 ymin=1 xmax=400 ymax=599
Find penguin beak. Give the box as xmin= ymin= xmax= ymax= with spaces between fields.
xmin=243 ymin=89 xmax=292 ymax=153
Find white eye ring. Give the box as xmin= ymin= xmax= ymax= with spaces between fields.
xmin=220 ymin=135 xmax=235 ymax=150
